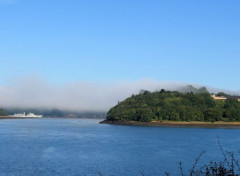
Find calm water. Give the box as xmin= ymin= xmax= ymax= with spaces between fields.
xmin=0 ymin=118 xmax=240 ymax=176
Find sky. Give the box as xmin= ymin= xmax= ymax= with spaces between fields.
xmin=0 ymin=0 xmax=240 ymax=111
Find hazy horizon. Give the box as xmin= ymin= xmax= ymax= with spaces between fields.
xmin=0 ymin=76 xmax=239 ymax=112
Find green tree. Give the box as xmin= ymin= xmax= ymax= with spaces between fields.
xmin=106 ymin=86 xmax=240 ymax=123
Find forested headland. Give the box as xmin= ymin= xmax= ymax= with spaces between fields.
xmin=106 ymin=87 xmax=240 ymax=122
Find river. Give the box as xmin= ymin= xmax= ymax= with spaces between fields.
xmin=0 ymin=118 xmax=240 ymax=175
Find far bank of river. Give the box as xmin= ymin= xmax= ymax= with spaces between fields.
xmin=0 ymin=116 xmax=43 ymax=119
xmin=100 ymin=120 xmax=240 ymax=128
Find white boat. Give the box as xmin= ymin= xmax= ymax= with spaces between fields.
xmin=12 ymin=112 xmax=43 ymax=118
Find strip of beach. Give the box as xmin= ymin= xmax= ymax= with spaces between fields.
xmin=0 ymin=116 xmax=41 ymax=119
xmin=0 ymin=116 xmax=14 ymax=119
xmin=100 ymin=120 xmax=240 ymax=128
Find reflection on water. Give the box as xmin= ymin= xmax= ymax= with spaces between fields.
xmin=0 ymin=118 xmax=240 ymax=175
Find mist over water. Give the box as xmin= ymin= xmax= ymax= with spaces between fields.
xmin=0 ymin=77 xmax=238 ymax=112
xmin=0 ymin=77 xmax=187 ymax=111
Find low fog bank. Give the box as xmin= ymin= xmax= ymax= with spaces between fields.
xmin=0 ymin=77 xmax=239 ymax=112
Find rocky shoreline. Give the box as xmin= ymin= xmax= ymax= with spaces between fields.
xmin=100 ymin=120 xmax=240 ymax=128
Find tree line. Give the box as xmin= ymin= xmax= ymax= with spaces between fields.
xmin=107 ymin=87 xmax=240 ymax=122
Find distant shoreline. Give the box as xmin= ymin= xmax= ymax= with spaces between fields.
xmin=100 ymin=120 xmax=240 ymax=128
xmin=0 ymin=116 xmax=42 ymax=119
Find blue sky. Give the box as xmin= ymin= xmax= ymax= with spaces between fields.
xmin=0 ymin=0 xmax=240 ymax=90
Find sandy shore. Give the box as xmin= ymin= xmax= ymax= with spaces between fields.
xmin=0 ymin=116 xmax=41 ymax=119
xmin=100 ymin=120 xmax=240 ymax=128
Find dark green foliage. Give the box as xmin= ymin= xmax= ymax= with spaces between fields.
xmin=217 ymin=92 xmax=228 ymax=97
xmin=0 ymin=108 xmax=8 ymax=116
xmin=107 ymin=88 xmax=240 ymax=122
